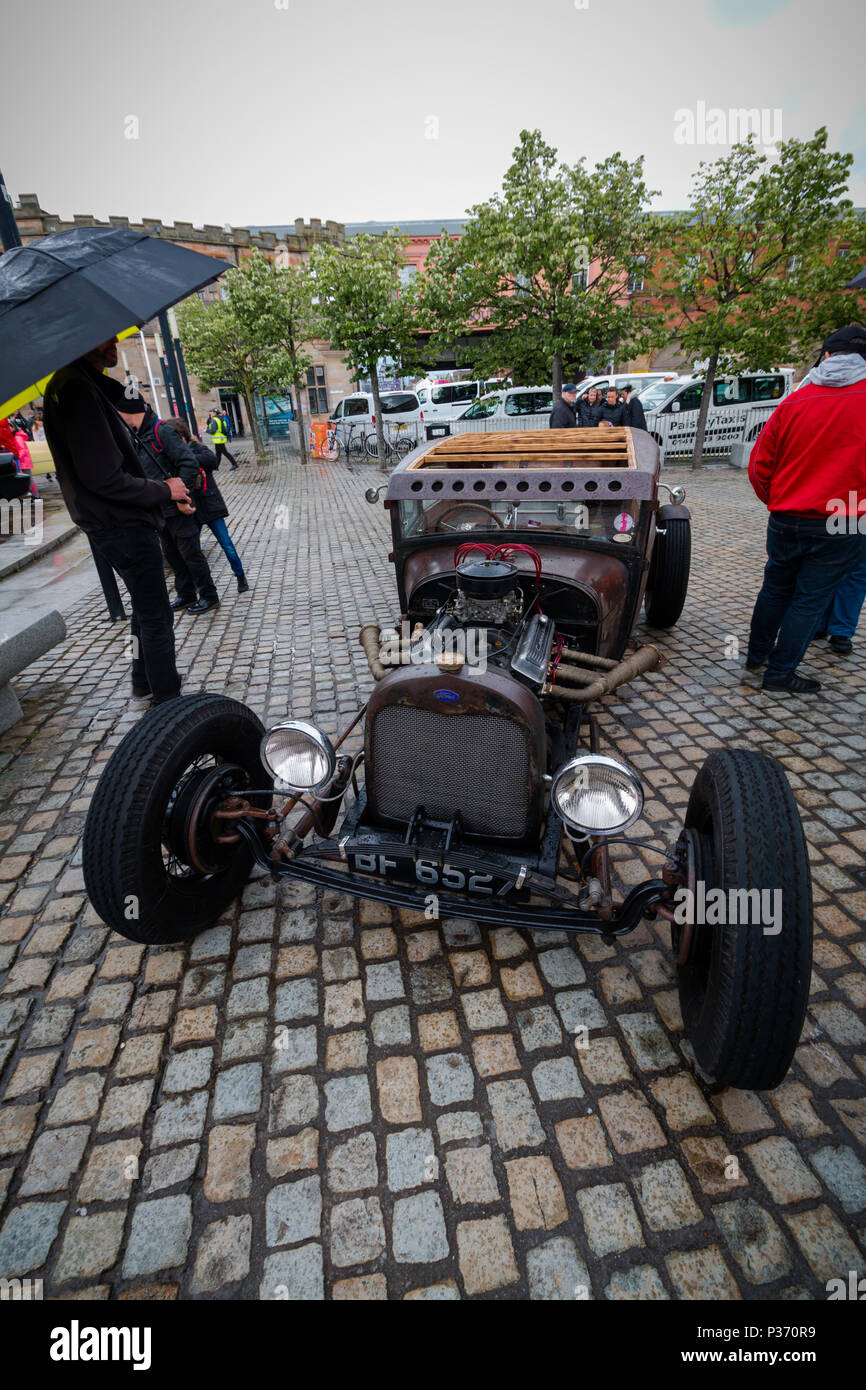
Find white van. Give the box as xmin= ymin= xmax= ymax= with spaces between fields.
xmin=457 ymin=386 xmax=554 ymax=422
xmin=416 ymin=379 xmax=511 ymax=422
xmin=331 ymin=390 xmax=421 ymax=439
xmin=638 ymin=371 xmax=793 ymax=455
xmin=574 ymin=370 xmax=678 ymax=402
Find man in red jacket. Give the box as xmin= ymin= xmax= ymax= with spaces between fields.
xmin=746 ymin=323 xmax=866 ymax=693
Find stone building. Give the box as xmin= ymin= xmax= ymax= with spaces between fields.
xmin=10 ymin=194 xmax=355 ymax=433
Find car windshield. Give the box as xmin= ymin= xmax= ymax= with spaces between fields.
xmin=638 ymin=380 xmax=683 ymax=410
xmin=462 ymin=395 xmax=500 ymax=419
xmin=397 ymin=496 xmax=643 ymax=542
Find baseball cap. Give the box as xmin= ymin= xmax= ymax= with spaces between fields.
xmin=821 ymin=322 xmax=866 ymax=359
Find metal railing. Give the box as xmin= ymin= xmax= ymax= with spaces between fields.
xmin=647 ymin=404 xmax=777 ymax=461
xmin=284 ymin=400 xmax=782 ymax=464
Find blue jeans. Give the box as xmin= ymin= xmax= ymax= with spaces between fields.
xmin=748 ymin=513 xmax=862 ymax=681
xmin=821 ymin=532 xmax=866 ymax=638
xmin=203 ymin=516 xmax=244 ymax=578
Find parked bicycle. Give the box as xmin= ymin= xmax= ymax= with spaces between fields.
xmin=336 ymin=422 xmax=368 ymax=464
xmin=365 ymin=420 xmax=418 ymax=464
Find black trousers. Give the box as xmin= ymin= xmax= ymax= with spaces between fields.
xmin=88 ymin=525 xmax=181 ymax=703
xmin=214 ymin=442 xmax=239 ymax=467
xmin=87 ymin=536 xmax=125 ymax=619
xmin=161 ymin=512 xmax=218 ymax=604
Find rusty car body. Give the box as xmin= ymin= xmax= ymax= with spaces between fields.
xmin=84 ymin=427 xmax=813 ymax=1090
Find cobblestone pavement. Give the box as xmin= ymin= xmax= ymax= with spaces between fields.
xmin=0 ymin=447 xmax=864 ymax=1301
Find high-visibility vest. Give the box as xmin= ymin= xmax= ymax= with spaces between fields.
xmin=211 ymin=417 xmax=227 ymax=445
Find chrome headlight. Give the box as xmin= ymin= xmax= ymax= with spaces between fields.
xmin=261 ymin=720 xmax=335 ymax=793
xmin=551 ymin=754 xmax=643 ymax=837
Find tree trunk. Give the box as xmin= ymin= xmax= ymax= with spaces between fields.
xmin=240 ymin=380 xmax=267 ymax=462
xmin=369 ymin=368 xmax=388 ymax=474
xmin=294 ymin=382 xmax=308 ymax=465
xmin=690 ymin=351 xmax=718 ymax=471
xmin=552 ymin=352 xmax=563 ymax=400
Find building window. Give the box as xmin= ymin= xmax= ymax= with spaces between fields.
xmin=627 ymin=256 xmax=646 ymax=295
xmin=307 ymin=364 xmax=328 ymax=414
xmin=398 ymin=264 xmax=418 ymax=288
xmin=572 ymin=266 xmax=588 ymax=292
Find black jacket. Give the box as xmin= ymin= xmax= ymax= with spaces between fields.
xmin=125 ymin=407 xmax=203 ymax=520
xmin=42 ymin=361 xmax=170 ymax=532
xmin=599 ymin=401 xmax=627 ymax=426
xmin=549 ymin=398 xmax=577 ymax=429
xmin=192 ymin=440 xmax=229 ymax=523
xmin=579 ymin=398 xmax=602 ymax=427
xmin=625 ymin=395 xmax=647 ymax=431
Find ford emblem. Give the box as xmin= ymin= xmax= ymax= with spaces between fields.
xmin=434 ymin=690 xmax=459 ymax=703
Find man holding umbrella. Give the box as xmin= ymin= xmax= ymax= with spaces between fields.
xmin=0 ymin=223 xmax=234 ymax=704
xmin=43 ymin=337 xmax=191 ymax=704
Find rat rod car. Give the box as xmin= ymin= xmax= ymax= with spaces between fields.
xmin=84 ymin=427 xmax=812 ymax=1090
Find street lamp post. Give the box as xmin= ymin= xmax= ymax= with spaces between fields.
xmin=0 ymin=170 xmax=22 ymax=251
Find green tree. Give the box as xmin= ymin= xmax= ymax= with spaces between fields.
xmin=223 ymin=249 xmax=319 ymax=465
xmin=311 ymin=230 xmax=421 ymax=470
xmin=176 ymin=285 xmax=273 ymax=461
xmin=656 ymin=128 xmax=866 ymax=468
xmin=418 ymin=129 xmax=664 ymax=397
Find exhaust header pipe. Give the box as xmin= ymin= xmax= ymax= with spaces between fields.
xmin=545 ymin=643 xmax=663 ymax=702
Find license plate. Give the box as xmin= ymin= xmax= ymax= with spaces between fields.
xmin=431 ymin=427 xmax=448 ymax=436
xmin=352 ymin=852 xmax=512 ymax=896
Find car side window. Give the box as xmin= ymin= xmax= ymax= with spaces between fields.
xmin=431 ymin=386 xmax=453 ymax=405
xmin=332 ymin=401 xmax=344 ymax=419
xmin=417 ymin=389 xmax=428 ymax=404
xmin=505 ymin=393 xmax=534 ymax=415
xmin=752 ymin=375 xmax=785 ymax=401
xmin=345 ymin=399 xmax=368 ymax=417
xmin=677 ymin=385 xmax=703 ymax=412
xmin=713 ymin=379 xmax=751 ymax=406
xmin=452 ymin=383 xmax=478 ymax=403
xmin=467 ymin=396 xmax=499 ymax=419
xmin=533 ymin=392 xmax=554 ymax=412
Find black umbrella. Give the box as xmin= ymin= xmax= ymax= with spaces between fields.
xmin=846 ymin=266 xmax=866 ymax=290
xmin=0 ymin=225 xmax=229 ymax=415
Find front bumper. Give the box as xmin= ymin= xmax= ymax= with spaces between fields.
xmin=236 ymin=821 xmax=670 ymax=937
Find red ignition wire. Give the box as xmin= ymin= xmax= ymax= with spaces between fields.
xmin=454 ymin=541 xmax=497 ymax=567
xmin=550 ymin=633 xmax=565 ymax=681
xmin=493 ymin=543 xmax=543 ymax=613
xmin=454 ymin=542 xmax=545 ymax=616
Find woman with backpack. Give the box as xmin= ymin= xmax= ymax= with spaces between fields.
xmin=162 ymin=418 xmax=249 ymax=594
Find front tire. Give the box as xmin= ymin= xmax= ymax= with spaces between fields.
xmin=675 ymin=749 xmax=812 ymax=1091
xmin=644 ymin=515 xmax=691 ymax=628
xmin=83 ymin=693 xmax=272 ymax=945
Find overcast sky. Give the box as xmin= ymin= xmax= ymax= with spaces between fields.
xmin=3 ymin=0 xmax=864 ymax=230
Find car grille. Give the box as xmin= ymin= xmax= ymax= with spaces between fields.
xmin=368 ymin=706 xmax=532 ymax=839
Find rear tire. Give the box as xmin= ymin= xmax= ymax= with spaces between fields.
xmin=83 ymin=693 xmax=272 ymax=945
xmin=676 ymin=749 xmax=812 ymax=1091
xmin=644 ymin=516 xmax=691 ymax=628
